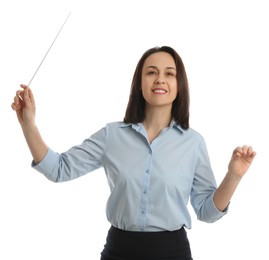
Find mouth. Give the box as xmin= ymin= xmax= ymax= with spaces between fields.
xmin=152 ymin=88 xmax=167 ymax=94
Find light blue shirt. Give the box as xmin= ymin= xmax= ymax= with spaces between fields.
xmin=32 ymin=121 xmax=227 ymax=232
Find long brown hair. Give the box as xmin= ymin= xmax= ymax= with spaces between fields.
xmin=124 ymin=46 xmax=190 ymax=130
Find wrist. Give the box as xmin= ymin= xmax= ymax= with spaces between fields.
xmin=226 ymin=171 xmax=243 ymax=182
xmin=21 ymin=122 xmax=38 ymax=134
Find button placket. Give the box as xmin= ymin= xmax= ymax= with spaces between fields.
xmin=138 ymin=148 xmax=153 ymax=231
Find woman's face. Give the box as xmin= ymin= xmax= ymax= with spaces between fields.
xmin=141 ymin=52 xmax=178 ymax=110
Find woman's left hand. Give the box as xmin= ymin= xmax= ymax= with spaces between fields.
xmin=228 ymin=145 xmax=256 ymax=177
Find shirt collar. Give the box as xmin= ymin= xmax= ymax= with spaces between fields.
xmin=120 ymin=120 xmax=184 ymax=134
xmin=169 ymin=120 xmax=184 ymax=134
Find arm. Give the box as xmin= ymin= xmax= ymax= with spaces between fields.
xmin=213 ymin=145 xmax=256 ymax=211
xmin=11 ymin=84 xmax=48 ymax=164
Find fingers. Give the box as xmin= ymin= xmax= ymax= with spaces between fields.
xmin=233 ymin=145 xmax=256 ymax=158
xmin=242 ymin=145 xmax=256 ymax=157
xmin=11 ymin=102 xmax=18 ymax=110
xmin=26 ymin=86 xmax=35 ymax=104
xmin=11 ymin=84 xmax=32 ymax=111
xmin=11 ymin=91 xmax=24 ymax=111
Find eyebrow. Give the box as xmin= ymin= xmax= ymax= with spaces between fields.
xmin=146 ymin=65 xmax=176 ymax=70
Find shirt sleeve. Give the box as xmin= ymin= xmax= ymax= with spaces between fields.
xmin=32 ymin=126 xmax=107 ymax=182
xmin=190 ymin=138 xmax=228 ymax=223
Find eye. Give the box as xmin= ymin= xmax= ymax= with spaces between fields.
xmin=167 ymin=72 xmax=176 ymax=77
xmin=147 ymin=70 xmax=157 ymax=75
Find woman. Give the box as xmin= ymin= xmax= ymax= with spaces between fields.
xmin=12 ymin=46 xmax=256 ymax=259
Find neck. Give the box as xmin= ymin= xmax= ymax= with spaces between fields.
xmin=143 ymin=106 xmax=172 ymax=131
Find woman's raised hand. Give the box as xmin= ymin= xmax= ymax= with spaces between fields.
xmin=11 ymin=84 xmax=48 ymax=163
xmin=228 ymin=145 xmax=256 ymax=178
xmin=11 ymin=84 xmax=36 ymax=127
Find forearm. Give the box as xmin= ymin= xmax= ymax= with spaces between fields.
xmin=213 ymin=171 xmax=242 ymax=212
xmin=21 ymin=123 xmax=48 ymax=164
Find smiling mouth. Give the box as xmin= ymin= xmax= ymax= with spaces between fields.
xmin=152 ymin=88 xmax=167 ymax=94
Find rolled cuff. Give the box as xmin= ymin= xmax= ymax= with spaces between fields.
xmin=31 ymin=148 xmax=60 ymax=182
xmin=204 ymin=193 xmax=229 ymax=223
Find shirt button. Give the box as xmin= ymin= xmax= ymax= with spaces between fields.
xmin=146 ymin=169 xmax=150 ymax=174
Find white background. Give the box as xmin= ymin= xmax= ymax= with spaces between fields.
xmin=1 ymin=0 xmax=268 ymax=259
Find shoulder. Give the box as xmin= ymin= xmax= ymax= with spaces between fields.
xmin=104 ymin=121 xmax=126 ymax=129
xmin=89 ymin=121 xmax=123 ymax=142
xmin=174 ymin=124 xmax=205 ymax=142
xmin=184 ymin=127 xmax=210 ymax=153
xmin=185 ymin=127 xmax=204 ymax=140
xmin=100 ymin=121 xmax=129 ymax=135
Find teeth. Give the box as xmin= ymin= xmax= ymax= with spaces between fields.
xmin=153 ymin=89 xmax=166 ymax=93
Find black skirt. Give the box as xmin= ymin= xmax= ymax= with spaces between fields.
xmin=100 ymin=226 xmax=193 ymax=260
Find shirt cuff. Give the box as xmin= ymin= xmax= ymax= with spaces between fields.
xmin=208 ymin=193 xmax=229 ymax=221
xmin=31 ymin=148 xmax=59 ymax=182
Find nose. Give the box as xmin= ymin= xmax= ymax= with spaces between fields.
xmin=154 ymin=74 xmax=165 ymax=84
